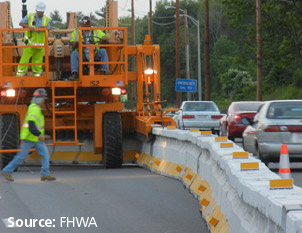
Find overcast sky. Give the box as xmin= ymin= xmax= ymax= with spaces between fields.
xmin=9 ymin=0 xmax=167 ymax=27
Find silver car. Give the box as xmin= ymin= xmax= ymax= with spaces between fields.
xmin=242 ymin=100 xmax=302 ymax=163
xmin=173 ymin=101 xmax=223 ymax=133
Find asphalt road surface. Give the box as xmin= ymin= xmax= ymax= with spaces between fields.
xmin=0 ymin=165 xmax=209 ymax=233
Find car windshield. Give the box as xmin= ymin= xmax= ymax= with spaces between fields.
xmin=237 ymin=103 xmax=262 ymax=111
xmin=183 ymin=102 xmax=218 ymax=112
xmin=267 ymin=102 xmax=302 ymax=119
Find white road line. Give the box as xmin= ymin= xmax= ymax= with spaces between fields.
xmin=2 ymin=218 xmax=15 ymax=228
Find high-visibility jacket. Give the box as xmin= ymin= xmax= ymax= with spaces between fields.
xmin=20 ymin=103 xmax=45 ymax=142
xmin=24 ymin=13 xmax=50 ymax=46
xmin=70 ymin=28 xmax=106 ymax=52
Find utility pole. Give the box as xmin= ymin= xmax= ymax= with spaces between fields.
xmin=204 ymin=0 xmax=210 ymax=100
xmin=184 ymin=9 xmax=191 ymax=101
xmin=148 ymin=0 xmax=153 ymax=39
xmin=256 ymin=0 xmax=262 ymax=101
xmin=176 ymin=0 xmax=181 ymax=107
xmin=131 ymin=0 xmax=136 ymax=109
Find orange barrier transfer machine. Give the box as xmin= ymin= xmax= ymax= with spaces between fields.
xmin=0 ymin=1 xmax=175 ymax=168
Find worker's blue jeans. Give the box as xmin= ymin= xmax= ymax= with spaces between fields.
xmin=70 ymin=48 xmax=109 ymax=73
xmin=2 ymin=140 xmax=50 ymax=176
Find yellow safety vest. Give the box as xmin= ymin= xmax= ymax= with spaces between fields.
xmin=24 ymin=13 xmax=50 ymax=46
xmin=20 ymin=103 xmax=45 ymax=142
xmin=70 ymin=29 xmax=106 ymax=52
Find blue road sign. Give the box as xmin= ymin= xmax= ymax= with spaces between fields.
xmin=175 ymin=79 xmax=197 ymax=92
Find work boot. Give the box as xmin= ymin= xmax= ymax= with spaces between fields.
xmin=103 ymin=70 xmax=111 ymax=75
xmin=41 ymin=175 xmax=56 ymax=181
xmin=1 ymin=171 xmax=14 ymax=182
xmin=69 ymin=72 xmax=78 ymax=81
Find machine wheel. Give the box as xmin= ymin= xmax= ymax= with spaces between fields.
xmin=0 ymin=114 xmax=20 ymax=169
xmin=103 ymin=112 xmax=123 ymax=168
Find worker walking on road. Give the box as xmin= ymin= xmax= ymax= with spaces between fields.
xmin=69 ymin=16 xmax=110 ymax=80
xmin=1 ymin=88 xmax=56 ymax=182
xmin=16 ymin=1 xmax=50 ymax=77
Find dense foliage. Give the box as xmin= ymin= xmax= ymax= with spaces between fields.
xmin=49 ymin=0 xmax=302 ymax=110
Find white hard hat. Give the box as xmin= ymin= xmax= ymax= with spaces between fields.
xmin=33 ymin=88 xmax=47 ymax=98
xmin=36 ymin=1 xmax=46 ymax=12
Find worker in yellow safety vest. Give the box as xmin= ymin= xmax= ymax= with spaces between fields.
xmin=16 ymin=1 xmax=50 ymax=77
xmin=1 ymin=89 xmax=56 ymax=182
xmin=69 ymin=16 xmax=111 ymax=80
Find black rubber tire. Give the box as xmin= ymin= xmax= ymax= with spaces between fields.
xmin=0 ymin=114 xmax=20 ymax=169
xmin=254 ymin=143 xmax=268 ymax=165
xmin=103 ymin=112 xmax=123 ymax=168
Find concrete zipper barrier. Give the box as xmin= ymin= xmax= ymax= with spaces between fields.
xmin=135 ymin=127 xmax=302 ymax=233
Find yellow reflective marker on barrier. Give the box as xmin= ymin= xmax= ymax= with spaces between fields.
xmin=270 ymin=179 xmax=293 ymax=189
xmin=186 ymin=174 xmax=193 ymax=180
xmin=233 ymin=152 xmax=249 ymax=159
xmin=200 ymin=198 xmax=210 ymax=207
xmin=200 ymin=131 xmax=212 ymax=136
xmin=176 ymin=165 xmax=182 ymax=173
xmin=220 ymin=142 xmax=233 ymax=148
xmin=167 ymin=126 xmax=176 ymax=129
xmin=190 ymin=129 xmax=199 ymax=132
xmin=154 ymin=160 xmax=160 ymax=166
xmin=215 ymin=136 xmax=227 ymax=142
xmin=240 ymin=162 xmax=259 ymax=171
xmin=209 ymin=217 xmax=219 ymax=227
xmin=198 ymin=184 xmax=207 ymax=192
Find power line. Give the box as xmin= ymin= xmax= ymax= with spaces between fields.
xmin=121 ymin=0 xmax=129 ymax=10
xmin=152 ymin=20 xmax=175 ymax=26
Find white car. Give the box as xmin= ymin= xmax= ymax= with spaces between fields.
xmin=173 ymin=101 xmax=223 ymax=133
xmin=242 ymin=100 xmax=302 ymax=163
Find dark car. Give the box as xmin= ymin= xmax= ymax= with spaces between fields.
xmin=220 ymin=101 xmax=263 ymax=141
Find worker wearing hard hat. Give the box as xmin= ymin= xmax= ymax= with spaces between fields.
xmin=1 ymin=88 xmax=56 ymax=182
xmin=69 ymin=16 xmax=111 ymax=80
xmin=16 ymin=1 xmax=50 ymax=77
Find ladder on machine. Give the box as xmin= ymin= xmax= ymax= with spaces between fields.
xmin=50 ymin=82 xmax=83 ymax=146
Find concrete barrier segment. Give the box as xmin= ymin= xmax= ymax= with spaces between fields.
xmin=136 ymin=153 xmax=149 ymax=165
xmin=165 ymin=163 xmax=184 ymax=179
xmin=189 ymin=177 xmax=209 ymax=198
xmin=157 ymin=160 xmax=170 ymax=174
xmin=181 ymin=168 xmax=197 ymax=188
xmin=287 ymin=211 xmax=302 ymax=233
xmin=137 ymin=149 xmax=229 ymax=233
xmin=149 ymin=127 xmax=302 ymax=232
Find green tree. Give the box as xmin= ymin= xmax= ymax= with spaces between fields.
xmin=50 ymin=10 xmax=65 ymax=29
xmin=219 ymin=69 xmax=256 ymax=100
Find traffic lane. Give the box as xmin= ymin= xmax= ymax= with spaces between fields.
xmin=0 ymin=166 xmax=208 ymax=233
xmin=236 ymin=140 xmax=302 ymax=188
